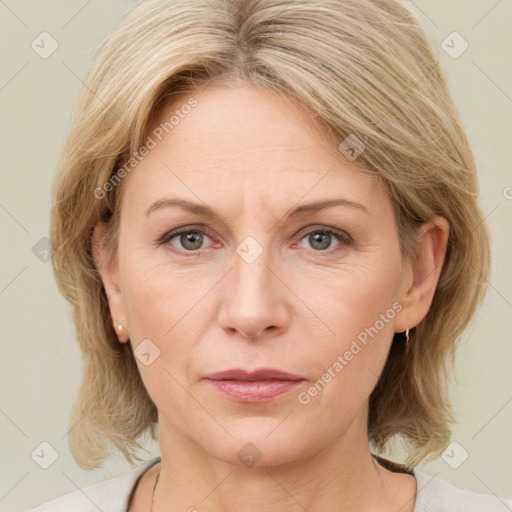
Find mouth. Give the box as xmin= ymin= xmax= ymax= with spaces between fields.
xmin=203 ymin=368 xmax=306 ymax=403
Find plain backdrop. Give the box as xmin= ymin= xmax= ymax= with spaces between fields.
xmin=0 ymin=1 xmax=511 ymax=510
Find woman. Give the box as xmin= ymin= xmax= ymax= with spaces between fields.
xmin=26 ymin=0 xmax=511 ymax=510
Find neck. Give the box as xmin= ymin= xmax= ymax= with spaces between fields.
xmin=150 ymin=411 xmax=416 ymax=512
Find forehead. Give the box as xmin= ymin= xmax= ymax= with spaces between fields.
xmin=120 ymin=82 xmax=391 ymax=222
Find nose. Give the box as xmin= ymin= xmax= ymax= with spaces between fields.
xmin=217 ymin=247 xmax=290 ymax=341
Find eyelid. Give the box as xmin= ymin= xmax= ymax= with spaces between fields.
xmin=295 ymin=224 xmax=353 ymax=242
xmin=158 ymin=224 xmax=213 ymax=242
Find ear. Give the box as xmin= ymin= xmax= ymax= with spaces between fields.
xmin=92 ymin=221 xmax=129 ymax=343
xmin=394 ymin=216 xmax=450 ymax=333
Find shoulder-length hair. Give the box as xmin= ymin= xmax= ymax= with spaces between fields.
xmin=49 ymin=0 xmax=491 ymax=469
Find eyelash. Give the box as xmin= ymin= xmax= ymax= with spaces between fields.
xmin=158 ymin=225 xmax=353 ymax=257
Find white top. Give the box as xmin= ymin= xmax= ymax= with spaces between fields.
xmin=24 ymin=455 xmax=512 ymax=512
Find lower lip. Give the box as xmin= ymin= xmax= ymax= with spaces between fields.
xmin=206 ymin=379 xmax=305 ymax=403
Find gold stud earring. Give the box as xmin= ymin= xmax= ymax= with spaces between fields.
xmin=117 ymin=323 xmax=129 ymax=343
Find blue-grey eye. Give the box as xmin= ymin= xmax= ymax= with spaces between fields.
xmin=172 ymin=230 xmax=205 ymax=251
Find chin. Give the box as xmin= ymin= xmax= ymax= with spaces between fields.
xmin=195 ymin=423 xmax=317 ymax=468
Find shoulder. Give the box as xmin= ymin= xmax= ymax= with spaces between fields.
xmin=23 ymin=456 xmax=161 ymax=512
xmin=413 ymin=469 xmax=512 ymax=512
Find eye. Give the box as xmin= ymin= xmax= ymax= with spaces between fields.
xmin=158 ymin=225 xmax=353 ymax=256
xmin=296 ymin=226 xmax=353 ymax=254
xmin=159 ymin=226 xmax=214 ymax=255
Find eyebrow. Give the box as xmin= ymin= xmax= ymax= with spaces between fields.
xmin=144 ymin=197 xmax=369 ymax=219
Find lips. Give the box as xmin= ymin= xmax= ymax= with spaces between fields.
xmin=204 ymin=368 xmax=306 ymax=403
xmin=204 ymin=368 xmax=305 ymax=381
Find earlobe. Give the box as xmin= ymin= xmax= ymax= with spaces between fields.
xmin=92 ymin=221 xmax=129 ymax=343
xmin=394 ymin=216 xmax=450 ymax=334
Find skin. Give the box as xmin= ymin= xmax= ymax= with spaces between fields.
xmin=93 ymin=80 xmax=449 ymax=512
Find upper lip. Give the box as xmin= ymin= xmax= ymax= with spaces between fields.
xmin=204 ymin=368 xmax=304 ymax=381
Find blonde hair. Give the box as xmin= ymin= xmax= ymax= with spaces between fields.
xmin=49 ymin=0 xmax=491 ymax=469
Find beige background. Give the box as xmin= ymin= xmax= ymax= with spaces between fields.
xmin=0 ymin=1 xmax=511 ymax=510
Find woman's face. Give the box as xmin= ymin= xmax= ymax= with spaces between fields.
xmin=98 ymin=81 xmax=429 ymax=466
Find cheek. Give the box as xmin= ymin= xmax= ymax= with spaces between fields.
xmin=118 ymin=255 xmax=206 ymax=405
xmin=292 ymin=254 xmax=402 ymax=404
xmin=121 ymin=258 xmax=172 ymax=334
xmin=119 ymin=250 xmax=215 ymax=371
xmin=121 ymin=247 xmax=191 ymax=320
xmin=294 ymin=251 xmax=402 ymax=341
